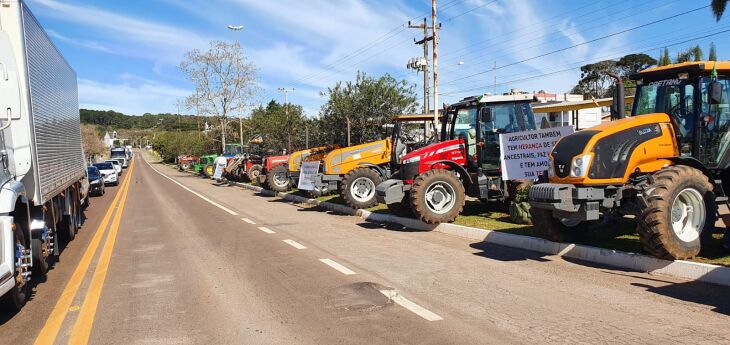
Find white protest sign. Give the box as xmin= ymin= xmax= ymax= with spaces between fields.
xmin=499 ymin=126 xmax=574 ymax=180
xmin=297 ymin=161 xmax=321 ymax=191
xmin=212 ymin=163 xmax=226 ymax=179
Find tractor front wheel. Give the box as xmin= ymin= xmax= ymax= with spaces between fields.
xmin=246 ymin=164 xmax=263 ymax=183
xmin=637 ymin=165 xmax=717 ymax=260
xmin=265 ymin=165 xmax=291 ymax=192
xmin=341 ymin=168 xmax=382 ymax=209
xmin=409 ymin=169 xmax=465 ymax=224
xmin=203 ymin=164 xmax=215 ymax=177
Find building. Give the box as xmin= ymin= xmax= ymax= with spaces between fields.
xmin=532 ymin=91 xmax=607 ymax=130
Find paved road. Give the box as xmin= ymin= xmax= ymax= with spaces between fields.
xmin=2 ymin=152 xmax=729 ymax=344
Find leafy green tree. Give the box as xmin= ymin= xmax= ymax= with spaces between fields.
xmin=617 ymin=54 xmax=657 ymax=75
xmin=709 ymin=42 xmax=718 ymax=60
xmin=318 ymin=72 xmax=418 ymax=146
xmin=151 ymin=131 xmax=216 ymax=162
xmin=246 ymin=100 xmax=308 ymax=154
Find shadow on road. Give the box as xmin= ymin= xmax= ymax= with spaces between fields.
xmin=631 ymin=280 xmax=730 ymax=316
xmin=469 ymin=242 xmax=551 ymax=263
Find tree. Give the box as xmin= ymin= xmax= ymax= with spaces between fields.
xmin=80 ymin=124 xmax=105 ymax=161
xmin=571 ymin=60 xmax=618 ymax=98
xmin=151 ymin=131 xmax=216 ymax=162
xmin=659 ymin=48 xmax=671 ymax=66
xmin=617 ymin=54 xmax=657 ymax=75
xmin=179 ymin=41 xmax=259 ymax=152
xmin=318 ymin=72 xmax=418 ymax=146
xmin=246 ymin=100 xmax=308 ymax=154
xmin=709 ymin=42 xmax=718 ymax=60
xmin=712 ymin=0 xmax=727 ymax=21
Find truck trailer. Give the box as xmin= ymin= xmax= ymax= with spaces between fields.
xmin=0 ymin=0 xmax=86 ymax=310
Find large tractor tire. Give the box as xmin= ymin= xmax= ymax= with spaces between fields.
xmin=409 ymin=169 xmax=465 ymax=224
xmin=0 ymin=225 xmax=30 ymax=312
xmin=203 ymin=164 xmax=215 ymax=178
xmin=529 ymin=207 xmax=591 ymax=242
xmin=341 ymin=168 xmax=383 ymax=209
xmin=180 ymin=162 xmax=191 ymax=170
xmin=264 ymin=165 xmax=291 ymax=192
xmin=637 ymin=165 xmax=717 ymax=260
xmin=246 ymin=164 xmax=263 ymax=183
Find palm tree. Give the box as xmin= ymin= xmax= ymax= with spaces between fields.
xmin=713 ymin=0 xmax=727 ymax=21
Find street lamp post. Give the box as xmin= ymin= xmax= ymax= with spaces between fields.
xmin=228 ymin=24 xmax=244 ymax=154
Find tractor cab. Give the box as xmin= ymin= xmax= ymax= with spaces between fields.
xmin=224 ymin=143 xmax=243 ymax=157
xmin=631 ymin=62 xmax=730 ymax=169
xmin=447 ymin=94 xmax=537 ymax=171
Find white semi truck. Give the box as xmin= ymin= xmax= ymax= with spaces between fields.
xmin=0 ymin=0 xmax=86 ymax=310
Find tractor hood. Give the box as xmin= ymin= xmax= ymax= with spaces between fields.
xmin=549 ymin=113 xmax=677 ymax=184
xmin=400 ymin=139 xmax=464 ymax=164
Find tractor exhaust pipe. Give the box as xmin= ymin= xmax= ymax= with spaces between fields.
xmin=608 ymin=72 xmax=625 ymax=120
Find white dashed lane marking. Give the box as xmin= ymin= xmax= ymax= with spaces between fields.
xmin=319 ymin=259 xmax=356 ymax=275
xmin=241 ymin=218 xmax=256 ymax=224
xmin=257 ymin=226 xmax=276 ymax=234
xmin=282 ymin=239 xmax=307 ymax=250
xmin=379 ymin=289 xmax=443 ymax=321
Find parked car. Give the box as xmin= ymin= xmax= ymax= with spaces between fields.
xmin=93 ymin=162 xmax=119 ymax=186
xmin=106 ymin=159 xmax=122 ymax=176
xmin=87 ymin=166 xmax=105 ymax=196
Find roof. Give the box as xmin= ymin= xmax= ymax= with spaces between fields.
xmin=639 ymin=61 xmax=730 ymax=74
xmin=532 ymin=96 xmax=634 ymax=113
xmin=478 ymin=93 xmax=534 ymax=103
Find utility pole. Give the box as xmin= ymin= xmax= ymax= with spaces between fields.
xmin=278 ymin=87 xmax=295 ymax=152
xmin=431 ymin=0 xmax=440 ymax=124
xmin=407 ymin=18 xmax=435 ymax=115
xmin=305 ymin=123 xmax=309 ymax=149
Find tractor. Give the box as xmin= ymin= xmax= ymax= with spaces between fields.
xmin=376 ymin=93 xmax=538 ymax=223
xmin=529 ymin=61 xmax=730 ymax=260
xmin=224 ymin=153 xmax=264 ymax=182
xmin=260 ymin=145 xmax=339 ymax=192
xmin=301 ymin=115 xmax=439 ymax=208
xmin=178 ymin=155 xmax=199 ymax=171
xmin=195 ymin=154 xmax=218 ymax=177
xmin=257 ymin=154 xmax=290 ymax=188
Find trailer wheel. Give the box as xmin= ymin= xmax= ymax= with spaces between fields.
xmin=0 ymin=225 xmax=30 ymax=312
xmin=637 ymin=165 xmax=717 ymax=259
xmin=342 ymin=168 xmax=382 ymax=209
xmin=410 ymin=169 xmax=465 ymax=224
xmin=529 ymin=207 xmax=590 ymax=242
xmin=247 ymin=164 xmax=263 ymax=183
xmin=265 ymin=165 xmax=291 ymax=192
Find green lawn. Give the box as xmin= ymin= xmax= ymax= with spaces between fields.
xmin=280 ymin=188 xmax=730 ymax=266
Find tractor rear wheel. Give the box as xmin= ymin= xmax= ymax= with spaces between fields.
xmin=410 ymin=169 xmax=465 ymax=224
xmin=341 ymin=168 xmax=382 ymax=209
xmin=265 ymin=165 xmax=291 ymax=192
xmin=246 ymin=164 xmax=263 ymax=183
xmin=637 ymin=165 xmax=717 ymax=260
xmin=180 ymin=162 xmax=191 ymax=170
xmin=529 ymin=207 xmax=590 ymax=242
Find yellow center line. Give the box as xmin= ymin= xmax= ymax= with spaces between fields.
xmin=68 ymin=159 xmax=136 ymax=345
xmin=32 ymin=160 xmax=135 ymax=345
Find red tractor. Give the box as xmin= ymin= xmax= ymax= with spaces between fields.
xmin=224 ymin=153 xmax=264 ymax=182
xmin=178 ymin=155 xmax=199 ymax=171
xmin=376 ymin=93 xmax=537 ymax=223
xmin=257 ymin=154 xmax=290 ymax=189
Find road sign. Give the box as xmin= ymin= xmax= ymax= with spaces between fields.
xmin=499 ymin=126 xmax=574 ymax=180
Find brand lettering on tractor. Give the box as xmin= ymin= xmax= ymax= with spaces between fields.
xmin=648 ymin=78 xmax=681 ymax=86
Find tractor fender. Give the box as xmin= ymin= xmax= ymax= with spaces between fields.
xmin=426 ymin=160 xmax=473 ymax=188
xmin=356 ymin=162 xmax=386 ymax=178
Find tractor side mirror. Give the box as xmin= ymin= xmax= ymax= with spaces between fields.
xmin=480 ymin=106 xmax=493 ymax=123
xmin=710 ymin=81 xmax=724 ymax=105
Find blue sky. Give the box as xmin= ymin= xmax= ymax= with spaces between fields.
xmin=26 ymin=0 xmax=730 ymax=116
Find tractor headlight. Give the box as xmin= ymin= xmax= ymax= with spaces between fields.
xmin=402 ymin=155 xmax=421 ymax=164
xmin=570 ymin=154 xmax=592 ymax=177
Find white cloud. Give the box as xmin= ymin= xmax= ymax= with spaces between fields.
xmin=28 ymin=0 xmax=216 ymax=64
xmin=78 ymin=77 xmax=191 ymax=115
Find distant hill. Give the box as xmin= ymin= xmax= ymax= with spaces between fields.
xmin=80 ymin=109 xmax=210 ymax=131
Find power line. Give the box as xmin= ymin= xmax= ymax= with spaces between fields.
xmin=439 ymin=26 xmax=730 ymax=97
xmin=441 ymin=5 xmax=710 ymax=86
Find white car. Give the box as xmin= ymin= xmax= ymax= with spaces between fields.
xmin=93 ymin=162 xmax=119 ymax=186
xmin=106 ymin=159 xmax=122 ymax=176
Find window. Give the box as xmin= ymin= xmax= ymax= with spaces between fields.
xmin=699 ymin=77 xmax=730 ymax=166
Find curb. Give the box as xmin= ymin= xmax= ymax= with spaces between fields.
xmin=174 ymin=166 xmax=730 ymax=287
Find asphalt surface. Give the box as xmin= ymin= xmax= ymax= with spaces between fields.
xmin=1 ymin=152 xmax=729 ymax=344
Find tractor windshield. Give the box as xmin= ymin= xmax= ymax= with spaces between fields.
xmin=634 ymin=79 xmax=695 ymax=141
